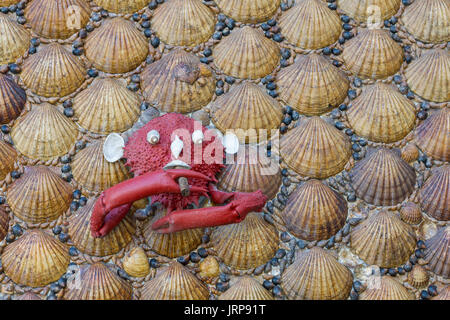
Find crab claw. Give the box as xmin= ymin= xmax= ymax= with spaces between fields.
xmin=151 ymin=190 xmax=268 ymax=233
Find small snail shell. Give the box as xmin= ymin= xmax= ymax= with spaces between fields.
xmin=147 ymin=130 xmax=160 ymax=145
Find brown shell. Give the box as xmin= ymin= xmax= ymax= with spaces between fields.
xmin=279 ymin=0 xmax=342 ymax=49
xmin=407 ymin=265 xmax=429 ymax=289
xmin=359 ymin=276 xmax=414 ymax=300
xmin=0 ymin=206 xmax=9 ymax=242
xmin=215 ymin=0 xmax=280 ymax=23
xmin=415 ymin=108 xmax=449 ymax=162
xmin=401 ymin=0 xmax=450 ymax=44
xmin=94 ymin=0 xmax=150 ymax=14
xmin=16 ymin=292 xmax=42 ymax=300
xmin=73 ymin=78 xmax=140 ymax=134
xmin=347 ymin=83 xmax=416 ymax=143
xmin=0 ymin=13 xmax=30 ymax=65
xmin=419 ymin=165 xmax=449 ymax=221
xmin=342 ymin=29 xmax=403 ymax=79
xmin=1 ymin=230 xmax=70 ymax=287
xmin=11 ymin=103 xmax=78 ymax=161
xmin=0 ymin=139 xmax=17 ymax=180
xmin=85 ymin=17 xmax=149 ymax=74
xmin=0 ymin=73 xmax=26 ymax=124
xmin=211 ymin=212 xmax=279 ymax=270
xmin=219 ymin=276 xmax=274 ymax=300
xmin=21 ymin=43 xmax=86 ymax=97
xmin=123 ymin=247 xmax=150 ymax=278
xmin=400 ymin=202 xmax=422 ymax=225
xmin=141 ymin=262 xmax=209 ymax=300
xmin=211 ymin=82 xmax=284 ymax=143
xmin=337 ymin=0 xmax=401 ymax=23
xmin=405 ymin=50 xmax=450 ymax=103
xmin=142 ymin=49 xmax=215 ymax=113
xmin=65 ymin=263 xmax=132 ymax=300
xmin=213 ymin=26 xmax=280 ymax=79
xmin=350 ymin=211 xmax=417 ymax=268
xmin=68 ymin=199 xmax=135 ymax=256
xmin=282 ymin=247 xmax=353 ymax=300
xmin=423 ymin=226 xmax=450 ymax=278
xmin=280 ymin=117 xmax=351 ymax=179
xmin=432 ymin=286 xmax=450 ymax=300
xmin=217 ymin=145 xmax=282 ymax=200
xmin=401 ymin=143 xmax=420 ymax=163
xmin=25 ymin=0 xmax=91 ymax=39
xmin=151 ymin=0 xmax=215 ymax=46
xmin=281 ymin=180 xmax=348 ymax=241
xmin=350 ymin=148 xmax=416 ymax=206
xmin=0 ymin=1 xmax=20 ymax=5
xmin=7 ymin=166 xmax=72 ymax=224
xmin=72 ymin=140 xmax=131 ymax=193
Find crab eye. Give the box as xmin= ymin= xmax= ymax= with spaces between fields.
xmin=192 ymin=130 xmax=204 ymax=145
xmin=147 ymin=130 xmax=160 ymax=145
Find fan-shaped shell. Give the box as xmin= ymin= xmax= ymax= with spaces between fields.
xmin=401 ymin=143 xmax=419 ymax=163
xmin=16 ymin=292 xmax=42 ymax=300
xmin=282 ymin=247 xmax=353 ymax=300
xmin=219 ymin=276 xmax=274 ymax=300
xmin=65 ymin=263 xmax=132 ymax=300
xmin=217 ymin=145 xmax=282 ymax=200
xmin=415 ymin=108 xmax=449 ymax=162
xmin=401 ymin=0 xmax=449 ymax=43
xmin=25 ymin=0 xmax=91 ymax=39
xmin=1 ymin=230 xmax=70 ymax=287
xmin=211 ymin=212 xmax=278 ymax=270
xmin=151 ymin=0 xmax=215 ymax=46
xmin=213 ymin=26 xmax=280 ymax=79
xmin=347 ymin=83 xmax=416 ymax=143
xmin=0 ymin=139 xmax=17 ymax=180
xmin=280 ymin=117 xmax=351 ymax=179
xmin=277 ymin=54 xmax=349 ymax=115
xmin=350 ymin=148 xmax=416 ymax=206
xmin=0 ymin=13 xmax=30 ymax=65
xmin=407 ymin=265 xmax=429 ymax=289
xmin=123 ymin=247 xmax=150 ymax=278
xmin=0 ymin=73 xmax=26 ymax=124
xmin=359 ymin=276 xmax=414 ymax=300
xmin=279 ymin=0 xmax=342 ymax=49
xmin=342 ymin=29 xmax=403 ymax=79
xmin=0 ymin=206 xmax=9 ymax=242
xmin=21 ymin=43 xmax=85 ymax=97
xmin=406 ymin=50 xmax=450 ymax=103
xmin=85 ymin=17 xmax=148 ymax=74
xmin=141 ymin=262 xmax=209 ymax=300
xmin=7 ymin=166 xmax=72 ymax=224
xmin=432 ymin=286 xmax=450 ymax=300
xmin=11 ymin=103 xmax=78 ymax=161
xmin=68 ymin=199 xmax=135 ymax=256
xmin=400 ymin=202 xmax=422 ymax=225
xmin=215 ymin=0 xmax=280 ymax=23
xmin=211 ymin=82 xmax=283 ymax=143
xmin=337 ymin=0 xmax=401 ymax=23
xmin=73 ymin=78 xmax=140 ymax=134
xmin=142 ymin=49 xmax=215 ymax=113
xmin=423 ymin=226 xmax=450 ymax=278
xmin=419 ymin=165 xmax=449 ymax=221
xmin=350 ymin=211 xmax=416 ymax=268
xmin=281 ymin=180 xmax=348 ymax=241
xmin=94 ymin=0 xmax=150 ymax=14
xmin=72 ymin=140 xmax=131 ymax=193
xmin=0 ymin=1 xmax=20 ymax=5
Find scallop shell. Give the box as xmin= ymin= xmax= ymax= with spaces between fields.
xmin=407 ymin=265 xmax=429 ymax=289
xmin=73 ymin=78 xmax=140 ymax=134
xmin=11 ymin=103 xmax=78 ymax=161
xmin=405 ymin=50 xmax=450 ymax=103
xmin=16 ymin=292 xmax=42 ymax=300
xmin=213 ymin=26 xmax=280 ymax=79
xmin=211 ymin=212 xmax=279 ymax=270
xmin=401 ymin=143 xmax=419 ymax=163
xmin=123 ymin=247 xmax=150 ymax=278
xmin=400 ymin=202 xmax=422 ymax=225
xmin=217 ymin=145 xmax=282 ymax=200
xmin=151 ymin=0 xmax=215 ymax=46
xmin=342 ymin=29 xmax=403 ymax=79
xmin=211 ymin=82 xmax=284 ymax=143
xmin=85 ymin=17 xmax=148 ymax=74
xmin=415 ymin=108 xmax=449 ymax=162
xmin=143 ymin=208 xmax=203 ymax=258
xmin=21 ymin=43 xmax=86 ymax=97
xmin=359 ymin=276 xmax=414 ymax=300
xmin=219 ymin=276 xmax=274 ymax=300
xmin=7 ymin=166 xmax=72 ymax=224
xmin=277 ymin=54 xmax=349 ymax=115
xmin=280 ymin=117 xmax=351 ymax=179
xmin=65 ymin=263 xmax=132 ymax=300
xmin=401 ymin=0 xmax=450 ymax=43
xmin=350 ymin=211 xmax=416 ymax=268
xmin=281 ymin=180 xmax=348 ymax=241
xmin=423 ymin=226 xmax=450 ymax=278
xmin=0 ymin=73 xmax=26 ymax=124
xmin=141 ymin=262 xmax=209 ymax=300
xmin=347 ymin=83 xmax=416 ymax=143
xmin=1 ymin=230 xmax=70 ymax=287
xmin=25 ymin=0 xmax=91 ymax=39
xmin=141 ymin=49 xmax=215 ymax=113
xmin=94 ymin=0 xmax=150 ymax=14
xmin=419 ymin=165 xmax=449 ymax=221
xmin=0 ymin=1 xmax=20 ymax=5
xmin=215 ymin=0 xmax=280 ymax=23
xmin=72 ymin=140 xmax=131 ymax=193
xmin=432 ymin=286 xmax=450 ymax=300
xmin=337 ymin=0 xmax=401 ymax=23
xmin=0 ymin=13 xmax=30 ymax=65
xmin=279 ymin=0 xmax=342 ymax=49
xmin=68 ymin=199 xmax=135 ymax=256
xmin=0 ymin=206 xmax=9 ymax=241
xmin=282 ymin=247 xmax=353 ymax=300
xmin=0 ymin=139 xmax=17 ymax=180
xmin=350 ymin=148 xmax=416 ymax=206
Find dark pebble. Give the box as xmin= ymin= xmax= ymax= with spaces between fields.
xmin=16 ymin=16 xmax=26 ymax=25
xmin=352 ymin=143 xmax=361 ymax=152
xmin=222 ymin=28 xmax=231 ymax=37
xmin=28 ymin=47 xmax=37 ymax=54
xmin=341 ymin=15 xmax=350 ymax=23
xmin=415 ymin=249 xmax=424 ymax=258
xmin=219 ymin=273 xmax=230 ymax=282
xmin=273 ymin=33 xmax=284 ymax=42
xmin=197 ymin=247 xmax=208 ymax=258
xmin=380 ymin=268 xmax=387 ymax=275
xmin=127 ymin=82 xmax=139 ymax=92
xmin=202 ymin=234 xmax=210 ymax=243
xmin=58 ymin=277 xmax=67 ymax=288
xmin=350 ymin=291 xmax=359 ymax=300
xmin=397 ymin=267 xmax=405 ymax=275
xmin=417 ymin=110 xmax=428 ymax=120
xmin=189 ymin=252 xmax=201 ymax=263
xmin=403 ymin=263 xmax=412 ymax=272
xmin=342 ymin=224 xmax=351 ymax=236
xmin=267 ymin=19 xmax=276 ymax=26
xmin=264 ymin=262 xmax=272 ymax=273
xmin=11 ymin=171 xmax=20 ymax=179
xmin=393 ymin=75 xmax=402 ymax=84
xmin=353 ymin=281 xmax=362 ymax=292
xmin=63 ymin=108 xmax=74 ymax=117
xmin=70 ymin=201 xmax=79 ymax=212
xmin=72 ymin=48 xmax=83 ymax=56
xmin=177 ymin=256 xmax=189 ymax=265
xmin=409 ymin=255 xmax=417 ymax=265
xmin=151 ymin=37 xmax=160 ymax=48
xmin=75 ymin=141 xmax=86 ymax=150
xmin=52 ymin=225 xmax=62 ymax=235
xmin=8 ymin=64 xmax=21 ymax=74
xmin=388 ymin=268 xmax=397 ymax=276
xmin=61 ymin=164 xmax=71 ymax=173
xmin=272 ymin=276 xmax=281 ymax=285
xmin=322 ymin=47 xmax=331 ymax=55
xmin=12 ymin=224 xmax=23 ymax=237
xmin=273 ymin=285 xmax=283 ymax=297
xmin=0 ymin=196 xmax=5 ymax=205
xmin=47 ymin=293 xmax=57 ymax=300
xmin=417 ymin=240 xmax=426 ymax=249
xmin=1 ymin=125 xmax=10 ymax=134
xmin=349 ymin=217 xmax=362 ymax=226
xmin=148 ymin=1 xmax=157 ymax=9
xmin=263 ymin=280 xmax=274 ymax=290
xmin=427 ymin=285 xmax=438 ymax=297
xmin=359 ymin=138 xmax=367 ymax=146
xmin=69 ymin=246 xmax=79 ymax=256
xmin=332 ymin=48 xmax=341 ymax=56
xmin=144 ymin=28 xmax=152 ymax=38
xmin=297 ymin=239 xmax=307 ymax=249
xmin=215 ymin=88 xmax=224 ymax=96
xmin=58 ymin=233 xmax=69 ymax=243
xmin=216 ymin=282 xmax=229 ymax=292
xmin=275 ymin=249 xmax=286 ymax=259
xmin=79 ymin=196 xmax=87 ymax=206
xmin=149 ymin=258 xmax=160 ymax=268
xmin=347 ymin=90 xmax=357 ymax=100
xmin=352 ymin=152 xmax=362 ymax=160
xmin=345 ymin=128 xmax=354 ymax=136
xmin=420 ymin=290 xmax=430 ymax=300
xmin=335 ymin=121 xmax=345 ymax=130
xmin=5 ymin=233 xmax=15 ymax=243
xmin=72 ymin=189 xmax=81 ymax=200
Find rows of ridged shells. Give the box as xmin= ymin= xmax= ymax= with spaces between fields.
xmin=0 ymin=0 xmax=448 ymax=301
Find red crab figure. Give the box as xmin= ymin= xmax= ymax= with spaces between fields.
xmin=90 ymin=113 xmax=268 ymax=238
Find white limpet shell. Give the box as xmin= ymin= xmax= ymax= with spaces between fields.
xmin=103 ymin=133 xmax=125 ymax=163
xmin=192 ymin=130 xmax=204 ymax=145
xmin=164 ymin=159 xmax=191 ymax=170
xmin=223 ymin=132 xmax=240 ymax=155
xmin=171 ymin=135 xmax=184 ymax=159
